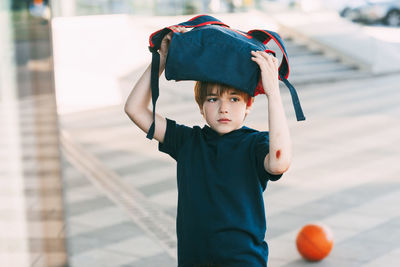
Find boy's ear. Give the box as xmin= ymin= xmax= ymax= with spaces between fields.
xmin=245 ymin=97 xmax=254 ymax=116
xmin=245 ymin=105 xmax=252 ymax=115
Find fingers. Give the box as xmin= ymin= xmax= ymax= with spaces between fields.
xmin=251 ymin=51 xmax=279 ymax=68
xmin=165 ymin=32 xmax=172 ymax=41
xmin=159 ymin=27 xmax=188 ymax=56
xmin=251 ymin=50 xmax=278 ymax=62
xmin=170 ymin=26 xmax=188 ymax=33
xmin=251 ymin=50 xmax=276 ymax=61
xmin=162 ymin=26 xmax=186 ymax=45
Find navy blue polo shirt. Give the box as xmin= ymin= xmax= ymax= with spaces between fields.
xmin=159 ymin=119 xmax=282 ymax=267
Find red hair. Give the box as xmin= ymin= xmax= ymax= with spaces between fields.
xmin=194 ymin=81 xmax=254 ymax=108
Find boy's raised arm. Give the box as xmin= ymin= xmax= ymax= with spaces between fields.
xmin=125 ymin=27 xmax=188 ymax=143
xmin=124 ymin=56 xmax=168 ymax=143
xmin=251 ymin=51 xmax=292 ymax=175
xmin=124 ymin=30 xmax=171 ymax=143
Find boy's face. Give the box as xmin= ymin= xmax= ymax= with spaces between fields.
xmin=200 ymin=86 xmax=251 ymax=135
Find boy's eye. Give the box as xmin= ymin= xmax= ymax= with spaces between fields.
xmin=230 ymin=97 xmax=240 ymax=102
xmin=207 ymin=98 xmax=218 ymax=102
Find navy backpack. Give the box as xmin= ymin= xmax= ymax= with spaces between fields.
xmin=147 ymin=14 xmax=305 ymax=139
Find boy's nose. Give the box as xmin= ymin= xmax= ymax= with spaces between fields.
xmin=219 ymin=102 xmax=228 ymax=113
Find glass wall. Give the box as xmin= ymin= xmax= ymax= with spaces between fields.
xmin=0 ymin=1 xmax=67 ymax=266
xmin=50 ymin=0 xmax=257 ymax=17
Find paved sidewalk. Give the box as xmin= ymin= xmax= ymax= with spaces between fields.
xmin=60 ymin=71 xmax=400 ymax=266
xmin=56 ymin=9 xmax=400 ymax=267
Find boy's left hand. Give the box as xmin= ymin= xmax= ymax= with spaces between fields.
xmin=251 ymin=51 xmax=280 ymax=97
xmin=159 ymin=26 xmax=188 ymax=59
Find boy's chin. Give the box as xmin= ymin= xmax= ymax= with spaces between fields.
xmin=212 ymin=126 xmax=239 ymax=136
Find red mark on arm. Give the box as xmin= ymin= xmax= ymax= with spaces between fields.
xmin=276 ymin=150 xmax=281 ymax=159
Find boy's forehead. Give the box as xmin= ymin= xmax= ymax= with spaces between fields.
xmin=208 ymin=86 xmax=240 ymax=95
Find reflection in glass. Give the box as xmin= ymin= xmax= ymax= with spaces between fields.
xmin=0 ymin=1 xmax=68 ymax=266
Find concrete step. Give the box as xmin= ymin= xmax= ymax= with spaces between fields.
xmin=291 ymin=69 xmax=369 ymax=85
xmin=279 ymin=35 xmax=364 ymax=85
xmin=288 ymin=53 xmax=335 ymax=64
xmin=291 ymin=57 xmax=340 ymax=68
xmin=286 ymin=45 xmax=323 ymax=57
xmin=291 ymin=61 xmax=356 ymax=75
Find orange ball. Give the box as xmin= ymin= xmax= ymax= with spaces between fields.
xmin=296 ymin=223 xmax=334 ymax=261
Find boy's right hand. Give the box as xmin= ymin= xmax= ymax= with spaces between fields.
xmin=159 ymin=26 xmax=188 ymax=59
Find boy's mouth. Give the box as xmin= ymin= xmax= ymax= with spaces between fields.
xmin=218 ymin=118 xmax=231 ymax=123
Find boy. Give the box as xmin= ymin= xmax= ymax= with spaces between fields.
xmin=125 ymin=27 xmax=291 ymax=267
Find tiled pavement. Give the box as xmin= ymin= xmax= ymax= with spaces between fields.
xmin=0 ymin=94 xmax=68 ymax=266
xmin=59 ymin=70 xmax=400 ymax=266
xmin=3 ymin=8 xmax=398 ymax=267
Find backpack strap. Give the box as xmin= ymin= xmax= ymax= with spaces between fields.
xmin=146 ymin=15 xmax=227 ymax=140
xmin=248 ymin=30 xmax=305 ymax=121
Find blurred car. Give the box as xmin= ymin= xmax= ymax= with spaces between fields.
xmin=340 ymin=0 xmax=400 ymax=26
xmin=339 ymin=0 xmax=367 ymax=18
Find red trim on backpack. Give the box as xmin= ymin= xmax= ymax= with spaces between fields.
xmin=168 ymin=27 xmax=178 ymax=32
xmin=248 ymin=30 xmax=290 ymax=79
xmin=248 ymin=30 xmax=272 ymax=44
xmin=188 ymin=14 xmax=209 ymax=21
xmin=187 ymin=15 xmax=227 ymax=23
xmin=186 ymin=21 xmax=228 ymax=27
xmin=221 ymin=25 xmax=252 ymax=39
xmin=149 ymin=28 xmax=165 ymax=47
xmin=265 ymin=49 xmax=276 ymax=57
xmin=263 ymin=38 xmax=272 ymax=45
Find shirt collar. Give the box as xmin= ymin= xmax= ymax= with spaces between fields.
xmin=202 ymin=124 xmax=256 ymax=140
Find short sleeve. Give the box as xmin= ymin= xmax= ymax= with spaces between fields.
xmin=255 ymin=132 xmax=283 ymax=183
xmin=158 ymin=118 xmax=193 ymax=161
